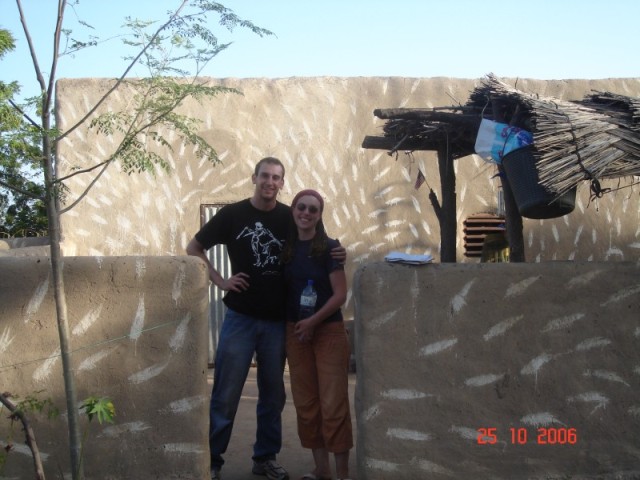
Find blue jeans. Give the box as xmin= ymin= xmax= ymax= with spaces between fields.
xmin=210 ymin=309 xmax=287 ymax=470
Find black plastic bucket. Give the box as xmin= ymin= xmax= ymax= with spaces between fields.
xmin=501 ymin=146 xmax=576 ymax=219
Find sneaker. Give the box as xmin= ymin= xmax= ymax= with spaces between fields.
xmin=211 ymin=468 xmax=221 ymax=480
xmin=252 ymin=459 xmax=289 ymax=480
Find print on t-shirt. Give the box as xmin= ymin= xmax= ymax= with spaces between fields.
xmin=237 ymin=221 xmax=283 ymax=268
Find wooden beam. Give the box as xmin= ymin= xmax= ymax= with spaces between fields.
xmin=361 ymin=135 xmax=439 ymax=151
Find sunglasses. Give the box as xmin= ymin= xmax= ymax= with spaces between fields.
xmin=296 ymin=202 xmax=320 ymax=214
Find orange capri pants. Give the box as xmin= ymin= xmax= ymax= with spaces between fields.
xmin=286 ymin=321 xmax=353 ymax=453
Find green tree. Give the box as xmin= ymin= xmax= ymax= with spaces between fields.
xmin=0 ymin=28 xmax=47 ymax=237
xmin=3 ymin=1 xmax=272 ymax=478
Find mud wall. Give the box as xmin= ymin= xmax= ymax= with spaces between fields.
xmin=55 ymin=76 xmax=640 ymax=322
xmin=0 ymin=256 xmax=210 ymax=479
xmin=353 ymin=261 xmax=640 ymax=480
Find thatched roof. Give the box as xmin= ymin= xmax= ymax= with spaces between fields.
xmin=363 ymin=74 xmax=640 ymax=198
xmin=472 ymin=75 xmax=640 ymax=196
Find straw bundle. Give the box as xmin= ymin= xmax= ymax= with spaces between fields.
xmin=471 ymin=75 xmax=640 ymax=196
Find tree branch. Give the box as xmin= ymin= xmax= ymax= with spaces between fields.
xmin=55 ymin=0 xmax=191 ymax=144
xmin=54 ymin=158 xmax=111 ymax=184
xmin=0 ymin=393 xmax=46 ymax=480
xmin=59 ymin=160 xmax=110 ymax=214
xmin=8 ymin=98 xmax=42 ymax=131
xmin=0 ymin=178 xmax=45 ymax=200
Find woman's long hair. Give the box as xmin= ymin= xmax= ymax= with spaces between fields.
xmin=281 ymin=216 xmax=328 ymax=264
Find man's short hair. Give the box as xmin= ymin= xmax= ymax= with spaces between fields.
xmin=254 ymin=157 xmax=285 ymax=178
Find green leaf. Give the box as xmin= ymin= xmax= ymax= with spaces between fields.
xmin=80 ymin=396 xmax=116 ymax=425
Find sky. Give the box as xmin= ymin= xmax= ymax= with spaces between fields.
xmin=2 ymin=0 xmax=640 ymax=101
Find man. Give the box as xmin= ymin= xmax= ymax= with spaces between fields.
xmin=186 ymin=157 xmax=344 ymax=480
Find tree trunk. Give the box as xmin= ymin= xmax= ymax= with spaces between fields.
xmin=42 ymin=131 xmax=83 ymax=479
xmin=437 ymin=144 xmax=457 ymax=262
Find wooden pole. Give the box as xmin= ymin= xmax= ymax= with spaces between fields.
xmin=498 ymin=166 xmax=525 ymax=262
xmin=437 ymin=142 xmax=457 ymax=262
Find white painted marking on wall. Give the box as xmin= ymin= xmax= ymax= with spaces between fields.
xmin=419 ymin=338 xmax=458 ymax=357
xmin=341 ymin=204 xmax=351 ymax=221
xmin=162 ymin=443 xmax=204 ymax=454
xmin=162 ymin=395 xmax=208 ymax=414
xmin=72 ymin=304 xmax=104 ymax=336
xmin=169 ymin=312 xmax=191 ymax=353
xmin=421 ymin=220 xmax=431 ymax=236
xmin=575 ymin=337 xmax=612 ymax=351
xmin=450 ymin=425 xmax=479 ymax=441
xmin=373 ymin=166 xmax=391 ymax=182
xmin=412 ymin=458 xmax=454 ymax=476
xmin=375 ymin=186 xmax=394 ymax=199
xmin=332 ymin=210 xmax=342 ymax=229
xmin=387 ymin=428 xmax=432 ymax=441
xmin=172 ymin=264 xmax=186 ymax=305
xmin=0 ymin=327 xmax=16 ymax=354
xmin=370 ymin=309 xmax=400 ymax=329
xmin=384 ymin=231 xmax=400 ymax=242
xmin=521 ymin=353 xmax=553 ymax=383
xmin=629 ymin=242 xmax=640 ymax=249
xmin=78 ymin=346 xmax=119 ymax=372
xmin=583 ymin=369 xmax=629 ymax=386
xmin=100 ymin=421 xmax=151 ymax=437
xmin=361 ymin=225 xmax=380 ymax=235
xmin=605 ymin=246 xmax=624 ymax=260
xmin=552 ymin=224 xmax=560 ymax=243
xmin=504 ymin=276 xmax=540 ymax=298
xmin=464 ymin=373 xmax=503 ymax=387
xmin=345 ymin=129 xmax=353 ymax=149
xmin=567 ymin=269 xmax=603 ymax=288
xmin=521 ymin=412 xmax=566 ymax=427
xmin=129 ymin=295 xmax=145 ymax=342
xmin=542 ymin=313 xmax=586 ymax=333
xmin=90 ymin=213 xmax=108 ymax=225
xmin=385 ymin=220 xmax=406 ymax=228
xmin=25 ymin=275 xmax=50 ymax=323
xmin=353 ymin=253 xmax=371 ymax=264
xmin=385 ymin=197 xmax=404 ymax=206
xmin=368 ymin=209 xmax=387 ymax=218
xmin=363 ymin=403 xmax=381 ymax=421
xmin=129 ymin=359 xmax=170 ymax=384
xmin=409 ymin=195 xmax=422 ymax=214
xmin=600 ymin=284 xmax=640 ymax=306
xmin=450 ymin=279 xmax=476 ymax=316
xmin=382 ymin=78 xmax=389 ymax=95
xmin=369 ymin=243 xmax=385 ymax=253
xmin=567 ymin=391 xmax=609 ymax=414
xmin=483 ymin=315 xmax=523 ymax=341
xmin=33 ymin=348 xmax=60 ymax=383
xmin=365 ymin=458 xmax=399 ymax=472
xmin=381 ymin=389 xmax=430 ymax=400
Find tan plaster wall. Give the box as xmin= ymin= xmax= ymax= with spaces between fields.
xmin=55 ymin=77 xmax=640 ymax=322
xmin=0 ymin=256 xmax=210 ymax=479
xmin=353 ymin=261 xmax=640 ymax=479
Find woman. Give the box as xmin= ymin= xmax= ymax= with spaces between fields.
xmin=282 ymin=189 xmax=353 ymax=480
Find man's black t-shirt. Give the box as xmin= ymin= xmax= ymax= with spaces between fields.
xmin=195 ymin=199 xmax=291 ymax=320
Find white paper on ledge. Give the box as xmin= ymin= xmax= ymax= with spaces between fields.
xmin=384 ymin=251 xmax=433 ymax=265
